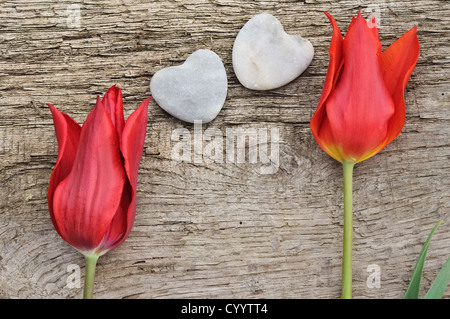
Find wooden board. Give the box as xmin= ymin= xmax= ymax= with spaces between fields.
xmin=0 ymin=0 xmax=449 ymax=299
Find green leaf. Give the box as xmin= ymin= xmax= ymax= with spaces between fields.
xmin=404 ymin=220 xmax=442 ymax=299
xmin=424 ymin=256 xmax=450 ymax=299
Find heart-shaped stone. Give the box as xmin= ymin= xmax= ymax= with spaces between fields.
xmin=150 ymin=49 xmax=227 ymax=124
xmin=232 ymin=13 xmax=314 ymax=90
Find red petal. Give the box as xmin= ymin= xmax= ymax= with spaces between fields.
xmin=97 ymin=97 xmax=150 ymax=252
xmin=380 ymin=26 xmax=419 ymax=146
xmin=310 ymin=12 xmax=344 ymax=160
xmin=52 ymin=97 xmax=125 ymax=252
xmin=96 ymin=178 xmax=132 ymax=252
xmin=102 ymin=85 xmax=125 ymax=141
xmin=121 ymin=98 xmax=150 ymax=189
xmin=324 ymin=11 xmax=395 ymax=161
xmin=47 ymin=104 xmax=81 ymax=236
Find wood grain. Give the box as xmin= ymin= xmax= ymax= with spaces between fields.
xmin=0 ymin=0 xmax=449 ymax=299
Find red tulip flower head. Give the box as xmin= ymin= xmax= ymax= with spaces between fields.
xmin=48 ymin=85 xmax=150 ymax=257
xmin=310 ymin=11 xmax=419 ymax=163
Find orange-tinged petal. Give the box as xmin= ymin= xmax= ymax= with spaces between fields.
xmin=310 ymin=12 xmax=344 ymax=160
xmin=380 ymin=26 xmax=420 ymax=146
xmin=323 ymin=12 xmax=395 ymax=162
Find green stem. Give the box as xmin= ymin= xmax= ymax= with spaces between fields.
xmin=342 ymin=161 xmax=354 ymax=299
xmin=83 ymin=254 xmax=99 ymax=299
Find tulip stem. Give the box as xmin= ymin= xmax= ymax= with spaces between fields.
xmin=83 ymin=254 xmax=99 ymax=299
xmin=342 ymin=161 xmax=354 ymax=299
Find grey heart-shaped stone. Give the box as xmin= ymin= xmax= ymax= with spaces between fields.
xmin=150 ymin=49 xmax=227 ymax=124
xmin=232 ymin=13 xmax=314 ymax=90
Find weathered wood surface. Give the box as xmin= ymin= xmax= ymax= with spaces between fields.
xmin=0 ymin=0 xmax=449 ymax=299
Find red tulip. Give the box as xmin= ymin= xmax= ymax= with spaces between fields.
xmin=310 ymin=11 xmax=419 ymax=299
xmin=47 ymin=85 xmax=150 ymax=298
xmin=310 ymin=11 xmax=419 ymax=163
xmin=47 ymin=85 xmax=150 ymax=256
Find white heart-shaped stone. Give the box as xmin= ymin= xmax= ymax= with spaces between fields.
xmin=232 ymin=13 xmax=314 ymax=90
xmin=150 ymin=49 xmax=227 ymax=124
